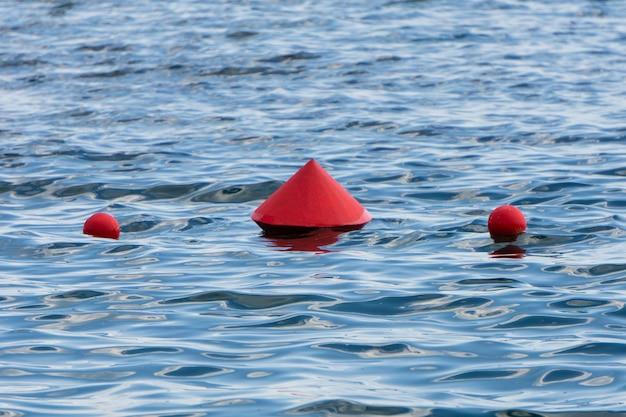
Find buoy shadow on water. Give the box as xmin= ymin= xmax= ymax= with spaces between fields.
xmin=261 ymin=226 xmax=362 ymax=253
xmin=489 ymin=244 xmax=526 ymax=259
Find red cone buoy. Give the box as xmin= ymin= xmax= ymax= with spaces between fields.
xmin=252 ymin=159 xmax=371 ymax=232
xmin=488 ymin=205 xmax=526 ymax=242
xmin=83 ymin=212 xmax=120 ymax=240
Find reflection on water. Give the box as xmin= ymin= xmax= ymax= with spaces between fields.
xmin=262 ymin=228 xmax=346 ymax=253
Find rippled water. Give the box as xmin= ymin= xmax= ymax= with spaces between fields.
xmin=2 ymin=0 xmax=626 ymax=415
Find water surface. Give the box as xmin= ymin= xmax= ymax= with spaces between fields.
xmin=2 ymin=0 xmax=626 ymax=416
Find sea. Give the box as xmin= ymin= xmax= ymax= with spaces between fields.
xmin=1 ymin=1 xmax=626 ymax=416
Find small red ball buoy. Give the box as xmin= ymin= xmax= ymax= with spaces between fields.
xmin=488 ymin=205 xmax=526 ymax=242
xmin=83 ymin=212 xmax=120 ymax=240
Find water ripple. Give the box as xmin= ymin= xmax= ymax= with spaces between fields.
xmin=2 ymin=0 xmax=626 ymax=414
xmin=160 ymin=291 xmax=333 ymax=310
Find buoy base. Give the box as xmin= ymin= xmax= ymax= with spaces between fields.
xmin=255 ymin=221 xmax=367 ymax=236
xmin=490 ymin=233 xmax=522 ymax=243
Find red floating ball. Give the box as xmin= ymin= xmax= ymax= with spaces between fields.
xmin=83 ymin=212 xmax=120 ymax=240
xmin=488 ymin=205 xmax=526 ymax=242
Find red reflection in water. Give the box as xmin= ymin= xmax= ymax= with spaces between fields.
xmin=490 ymin=245 xmax=526 ymax=259
xmin=262 ymin=228 xmax=346 ymax=253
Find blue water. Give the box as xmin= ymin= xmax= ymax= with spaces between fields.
xmin=2 ymin=0 xmax=626 ymax=415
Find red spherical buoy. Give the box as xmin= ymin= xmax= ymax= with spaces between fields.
xmin=488 ymin=205 xmax=526 ymax=242
xmin=83 ymin=212 xmax=120 ymax=240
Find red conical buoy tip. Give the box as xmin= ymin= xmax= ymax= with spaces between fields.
xmin=488 ymin=205 xmax=526 ymax=242
xmin=83 ymin=212 xmax=120 ymax=240
xmin=252 ymin=159 xmax=372 ymax=232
